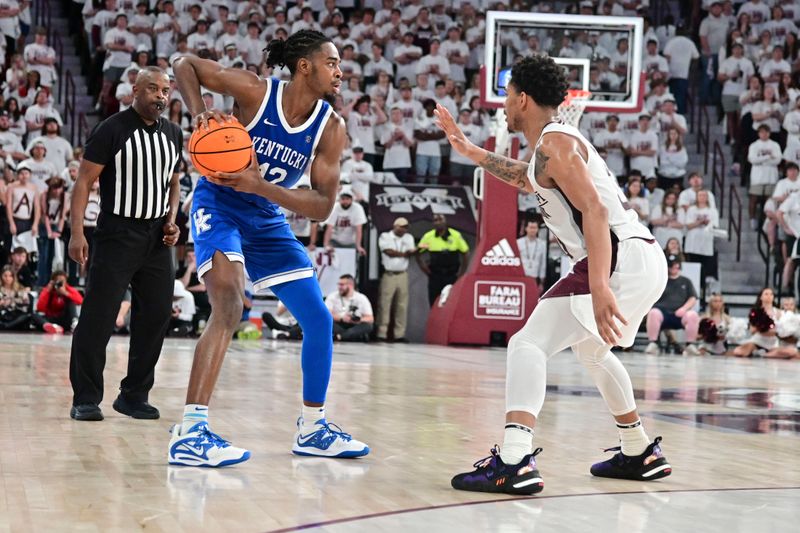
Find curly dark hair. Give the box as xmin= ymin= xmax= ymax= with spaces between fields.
xmin=509 ymin=54 xmax=569 ymax=109
xmin=264 ymin=30 xmax=333 ymax=76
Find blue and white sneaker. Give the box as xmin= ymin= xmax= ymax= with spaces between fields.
xmin=168 ymin=422 xmax=251 ymax=467
xmin=292 ymin=417 xmax=369 ymax=458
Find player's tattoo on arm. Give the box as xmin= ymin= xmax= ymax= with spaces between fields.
xmin=534 ymin=149 xmax=550 ymax=181
xmin=479 ymin=152 xmax=529 ymax=189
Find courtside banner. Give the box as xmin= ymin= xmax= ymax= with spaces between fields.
xmin=369 ymin=184 xmax=476 ymax=234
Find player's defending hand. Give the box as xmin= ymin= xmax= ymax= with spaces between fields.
xmin=593 ymin=285 xmax=628 ymax=346
xmin=192 ymin=108 xmax=232 ymax=131
xmin=434 ymin=104 xmax=479 ymax=161
xmin=207 ymin=150 xmax=263 ymax=195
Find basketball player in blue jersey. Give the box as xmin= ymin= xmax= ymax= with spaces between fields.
xmin=168 ymin=30 xmax=369 ymax=467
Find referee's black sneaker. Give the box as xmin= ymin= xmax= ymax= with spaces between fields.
xmin=113 ymin=395 xmax=160 ymax=419
xmin=70 ymin=403 xmax=103 ymax=421
xmin=590 ymin=436 xmax=672 ymax=481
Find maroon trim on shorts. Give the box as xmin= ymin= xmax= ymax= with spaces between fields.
xmin=538 ymin=234 xmax=657 ymax=301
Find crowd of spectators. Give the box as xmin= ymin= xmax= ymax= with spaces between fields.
xmin=0 ymin=1 xmax=798 ymax=357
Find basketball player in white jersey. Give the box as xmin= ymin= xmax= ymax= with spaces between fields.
xmin=435 ymin=54 xmax=672 ymax=495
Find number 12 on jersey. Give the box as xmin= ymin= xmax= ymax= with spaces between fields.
xmin=258 ymin=161 xmax=288 ymax=184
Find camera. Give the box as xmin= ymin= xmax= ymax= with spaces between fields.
xmin=55 ymin=281 xmax=64 ymax=289
xmin=348 ymin=304 xmax=361 ymax=322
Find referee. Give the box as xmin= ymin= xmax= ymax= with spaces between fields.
xmin=68 ymin=66 xmax=183 ymax=421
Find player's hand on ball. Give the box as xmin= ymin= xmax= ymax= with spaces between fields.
xmin=434 ymin=103 xmax=478 ymax=160
xmin=193 ymin=108 xmax=231 ymax=131
xmin=593 ymin=286 xmax=628 ymax=346
xmin=207 ymin=150 xmax=263 ymax=195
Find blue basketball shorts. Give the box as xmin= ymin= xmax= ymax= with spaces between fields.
xmin=190 ymin=179 xmax=314 ymax=292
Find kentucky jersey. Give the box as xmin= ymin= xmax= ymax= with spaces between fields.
xmin=191 ymin=77 xmax=334 ymax=291
xmin=528 ymin=121 xmax=654 ymax=264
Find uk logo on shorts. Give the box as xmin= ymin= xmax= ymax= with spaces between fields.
xmin=194 ymin=208 xmax=212 ymax=233
xmin=481 ymin=238 xmax=521 ymax=267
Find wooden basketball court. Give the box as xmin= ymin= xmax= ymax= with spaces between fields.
xmin=0 ymin=333 xmax=797 ymax=532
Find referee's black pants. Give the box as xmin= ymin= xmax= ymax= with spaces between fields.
xmin=70 ymin=212 xmax=175 ymax=406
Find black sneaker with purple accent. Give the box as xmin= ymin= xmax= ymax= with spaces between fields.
xmin=451 ymin=446 xmax=544 ymax=495
xmin=590 ymin=436 xmax=672 ymax=481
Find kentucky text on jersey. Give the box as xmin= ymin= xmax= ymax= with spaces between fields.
xmin=249 ymin=136 xmax=310 ymax=172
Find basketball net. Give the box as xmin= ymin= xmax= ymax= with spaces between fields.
xmin=557 ymin=89 xmax=592 ymax=128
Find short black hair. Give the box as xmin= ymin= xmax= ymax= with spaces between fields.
xmin=509 ymin=54 xmax=568 ymax=109
xmin=265 ymin=30 xmax=333 ymax=76
xmin=339 ymin=274 xmax=355 ymax=282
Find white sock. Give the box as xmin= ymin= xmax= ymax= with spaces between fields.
xmin=617 ymin=419 xmax=650 ymax=456
xmin=301 ymin=405 xmax=325 ymax=430
xmin=181 ymin=404 xmax=208 ymax=435
xmin=500 ymin=423 xmax=534 ymax=465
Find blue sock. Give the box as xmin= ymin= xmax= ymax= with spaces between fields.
xmin=271 ymin=277 xmax=333 ymax=404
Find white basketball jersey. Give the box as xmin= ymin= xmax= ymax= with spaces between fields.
xmin=528 ymin=121 xmax=654 ymax=263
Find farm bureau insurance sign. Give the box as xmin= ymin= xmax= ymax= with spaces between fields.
xmin=473 ymin=281 xmax=525 ymax=320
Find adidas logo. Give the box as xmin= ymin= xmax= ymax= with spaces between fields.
xmin=481 ymin=238 xmax=521 ymax=267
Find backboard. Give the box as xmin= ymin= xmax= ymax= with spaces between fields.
xmin=482 ymin=11 xmax=644 ymax=113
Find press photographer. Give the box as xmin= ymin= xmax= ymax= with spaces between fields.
xmin=324 ymin=274 xmax=374 ymax=342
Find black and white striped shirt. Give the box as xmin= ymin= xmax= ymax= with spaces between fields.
xmin=84 ymin=107 xmax=183 ymax=219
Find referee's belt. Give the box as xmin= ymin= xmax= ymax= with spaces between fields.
xmin=383 ymin=270 xmax=407 ymax=275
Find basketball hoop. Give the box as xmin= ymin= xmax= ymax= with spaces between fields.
xmin=558 ymin=89 xmax=592 ymax=128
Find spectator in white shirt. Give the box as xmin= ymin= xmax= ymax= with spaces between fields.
xmin=376 ymin=217 xmax=416 ymax=342
xmin=678 ymin=171 xmax=718 ymax=212
xmin=23 ymin=27 xmax=57 ymax=89
xmin=415 ymin=38 xmax=449 ymax=83
xmin=449 ymin=109 xmax=485 ymax=182
xmin=325 ymin=274 xmax=374 ymax=342
xmin=592 ymin=114 xmax=627 ymax=177
xmin=114 ymin=66 xmax=138 ymax=112
xmin=345 ymin=95 xmax=386 ymax=167
xmin=680 ymin=189 xmax=719 ymax=287
xmin=644 ymin=175 xmax=666 ymax=214
xmin=440 ymin=26 xmax=469 ymax=84
xmin=100 ymin=13 xmax=136 ymax=112
xmin=414 ymin=99 xmax=446 ymax=184
xmin=290 ymin=7 xmax=321 ymax=34
xmin=24 ymin=89 xmax=63 ymax=141
xmin=363 ymin=43 xmax=393 ymax=81
xmin=777 ymin=186 xmax=800 ymax=287
xmin=718 ymin=40 xmax=755 ymax=143
xmin=626 ymin=114 xmax=660 ymax=179
xmin=751 ymin=84 xmax=783 ymax=135
xmin=516 ymin=220 xmax=547 ymax=286
xmin=765 ymin=5 xmax=798 ymax=45
xmin=657 ymin=126 xmax=689 ymax=189
xmin=380 ymin=105 xmax=414 ymax=182
xmin=761 ymin=46 xmax=792 ymax=89
xmin=656 ymin=99 xmax=688 ymax=136
xmin=153 ymin=0 xmax=180 ymax=59
xmin=214 ymin=17 xmax=244 ymax=58
xmin=241 ymin=21 xmax=265 ymax=66
xmin=341 ymin=146 xmax=374 ymax=202
xmin=351 ymin=7 xmax=379 ymax=55
xmin=392 ymin=31 xmax=423 ymax=86
xmin=339 ymin=44 xmax=363 ymax=82
xmin=783 ymin=97 xmax=800 ymax=147
xmin=748 ymin=124 xmax=783 ymax=228
xmin=739 ymin=0 xmax=771 ymax=30
xmin=20 ymin=140 xmax=57 ymax=192
xmin=25 ymin=119 xmax=72 ymax=175
xmin=765 ymin=162 xmax=800 ymax=253
xmin=625 ymin=177 xmax=651 ymax=225
xmin=323 ymin=188 xmax=368 ymax=255
xmin=129 ymin=1 xmax=155 ymax=51
xmin=650 ymin=191 xmax=685 ymax=248
xmin=412 ymin=73 xmax=434 ymax=103
xmin=642 ymin=39 xmax=670 ymax=80
xmin=663 ymin=28 xmax=700 ymax=113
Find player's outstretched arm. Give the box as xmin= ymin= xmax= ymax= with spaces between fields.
xmin=539 ymin=133 xmax=627 ymax=346
xmin=172 ymin=55 xmax=264 ymax=129
xmin=433 ymin=103 xmax=532 ymax=192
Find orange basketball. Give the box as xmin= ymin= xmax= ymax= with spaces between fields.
xmin=188 ymin=118 xmax=252 ymax=176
